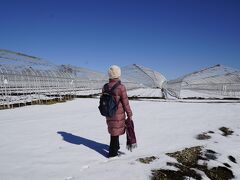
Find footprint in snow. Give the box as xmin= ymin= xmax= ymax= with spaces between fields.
xmin=101 ymin=156 xmax=120 ymax=163
xmin=80 ymin=165 xmax=90 ymax=171
xmin=65 ymin=177 xmax=73 ymax=180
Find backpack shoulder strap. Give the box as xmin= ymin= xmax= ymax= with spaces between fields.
xmin=103 ymin=83 xmax=109 ymax=92
xmin=110 ymin=81 xmax=121 ymax=93
xmin=103 ymin=81 xmax=121 ymax=93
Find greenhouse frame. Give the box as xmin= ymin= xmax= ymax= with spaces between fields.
xmin=1 ymin=49 xmax=163 ymax=108
xmin=1 ymin=49 xmax=240 ymax=109
xmin=164 ymin=64 xmax=240 ymax=99
xmin=0 ymin=49 xmax=107 ymax=108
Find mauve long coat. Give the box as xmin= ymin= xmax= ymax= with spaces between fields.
xmin=103 ymin=78 xmax=133 ymax=136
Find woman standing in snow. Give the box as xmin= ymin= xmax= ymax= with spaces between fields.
xmin=103 ymin=65 xmax=133 ymax=158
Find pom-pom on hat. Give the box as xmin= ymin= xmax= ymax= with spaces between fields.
xmin=108 ymin=65 xmax=121 ymax=79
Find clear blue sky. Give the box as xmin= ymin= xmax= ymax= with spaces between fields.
xmin=0 ymin=0 xmax=240 ymax=79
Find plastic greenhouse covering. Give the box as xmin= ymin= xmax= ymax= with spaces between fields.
xmin=0 ymin=49 xmax=165 ymax=108
xmin=164 ymin=64 xmax=240 ymax=99
xmin=1 ymin=49 xmax=240 ymax=109
xmin=0 ymin=49 xmax=106 ymax=107
xmin=0 ymin=49 xmax=107 ymax=94
xmin=121 ymin=64 xmax=166 ymax=88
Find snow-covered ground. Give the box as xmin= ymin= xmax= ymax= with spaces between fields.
xmin=75 ymin=89 xmax=101 ymax=96
xmin=0 ymin=94 xmax=57 ymax=105
xmin=0 ymin=98 xmax=240 ymax=180
xmin=127 ymin=88 xmax=163 ymax=98
xmin=0 ymin=88 xmax=164 ymax=106
xmin=180 ymin=89 xmax=240 ymax=99
xmin=74 ymin=87 xmax=163 ymax=98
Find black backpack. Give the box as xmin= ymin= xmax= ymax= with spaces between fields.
xmin=98 ymin=81 xmax=121 ymax=117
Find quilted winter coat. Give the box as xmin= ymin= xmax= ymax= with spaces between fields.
xmin=103 ymin=78 xmax=133 ymax=136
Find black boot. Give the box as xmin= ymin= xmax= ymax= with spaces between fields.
xmin=108 ymin=135 xmax=119 ymax=158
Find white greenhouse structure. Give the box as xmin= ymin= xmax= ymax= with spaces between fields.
xmin=121 ymin=64 xmax=166 ymax=88
xmin=2 ymin=49 xmax=239 ymax=110
xmin=164 ymin=64 xmax=240 ymax=99
xmin=0 ymin=50 xmax=166 ymax=109
xmin=0 ymin=49 xmax=107 ymax=108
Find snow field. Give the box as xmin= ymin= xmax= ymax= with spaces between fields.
xmin=0 ymin=98 xmax=240 ymax=180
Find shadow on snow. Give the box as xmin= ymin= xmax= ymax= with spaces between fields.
xmin=57 ymin=131 xmax=109 ymax=158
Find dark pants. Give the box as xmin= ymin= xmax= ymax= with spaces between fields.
xmin=109 ymin=135 xmax=119 ymax=158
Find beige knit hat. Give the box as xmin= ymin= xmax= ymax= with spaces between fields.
xmin=108 ymin=65 xmax=121 ymax=79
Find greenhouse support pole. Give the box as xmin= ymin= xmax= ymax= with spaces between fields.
xmin=4 ymin=79 xmax=10 ymax=109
